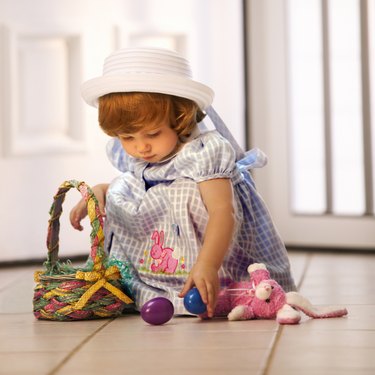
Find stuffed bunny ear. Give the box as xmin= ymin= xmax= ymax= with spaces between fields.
xmin=286 ymin=291 xmax=348 ymax=319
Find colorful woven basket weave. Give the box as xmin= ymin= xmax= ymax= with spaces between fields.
xmin=33 ymin=180 xmax=133 ymax=321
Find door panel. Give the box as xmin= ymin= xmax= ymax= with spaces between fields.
xmin=246 ymin=0 xmax=375 ymax=249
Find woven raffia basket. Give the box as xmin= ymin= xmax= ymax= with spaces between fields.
xmin=33 ymin=180 xmax=133 ymax=321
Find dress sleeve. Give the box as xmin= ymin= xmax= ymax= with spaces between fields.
xmin=106 ymin=138 xmax=135 ymax=172
xmin=176 ymin=131 xmax=237 ymax=182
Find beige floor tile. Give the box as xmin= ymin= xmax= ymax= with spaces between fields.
xmin=1 ymin=333 xmax=90 ymax=353
xmin=287 ymin=250 xmax=310 ymax=288
xmin=298 ymin=284 xmax=375 ymax=305
xmin=0 ymin=268 xmax=35 ymax=313
xmin=0 ymin=313 xmax=110 ymax=375
xmin=298 ymin=253 xmax=375 ymax=305
xmin=0 ymin=267 xmax=34 ymax=293
xmin=303 ymin=252 xmax=375 ymax=279
xmin=80 ymin=315 xmax=279 ymax=350
xmin=266 ymin=252 xmax=375 ymax=375
xmin=0 ymin=352 xmax=70 ymax=375
xmin=0 ymin=267 xmax=31 ymax=291
xmin=55 ymin=316 xmax=279 ymax=374
xmin=0 ymin=251 xmax=374 ymax=375
xmin=336 ymin=305 xmax=375 ymax=330
xmin=56 ymin=347 xmax=271 ymax=375
xmin=0 ymin=316 xmax=108 ymax=351
xmin=0 ymin=313 xmax=104 ymax=336
xmin=281 ymin=305 xmax=375 ymax=345
xmin=103 ymin=314 xmax=280 ymax=333
xmin=267 ymin=328 xmax=375 ymax=375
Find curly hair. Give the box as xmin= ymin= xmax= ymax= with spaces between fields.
xmin=98 ymin=92 xmax=205 ymax=140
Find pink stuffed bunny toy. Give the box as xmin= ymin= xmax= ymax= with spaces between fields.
xmin=213 ymin=263 xmax=348 ymax=324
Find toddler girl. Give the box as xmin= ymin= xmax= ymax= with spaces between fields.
xmin=70 ymin=47 xmax=295 ymax=317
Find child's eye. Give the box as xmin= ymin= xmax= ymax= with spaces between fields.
xmin=120 ymin=135 xmax=134 ymax=141
xmin=147 ymin=131 xmax=161 ymax=138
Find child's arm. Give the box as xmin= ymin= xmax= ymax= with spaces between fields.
xmin=179 ymin=178 xmax=235 ymax=317
xmin=69 ymin=183 xmax=109 ymax=231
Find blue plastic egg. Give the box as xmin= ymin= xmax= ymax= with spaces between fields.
xmin=183 ymin=287 xmax=207 ymax=315
xmin=141 ymin=297 xmax=174 ymax=325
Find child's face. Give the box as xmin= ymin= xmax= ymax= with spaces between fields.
xmin=118 ymin=121 xmax=179 ymax=163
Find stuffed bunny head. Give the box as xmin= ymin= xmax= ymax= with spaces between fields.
xmin=225 ymin=264 xmax=287 ymax=321
xmin=251 ymin=279 xmax=286 ymax=319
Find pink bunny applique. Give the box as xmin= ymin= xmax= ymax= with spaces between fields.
xmin=150 ymin=230 xmax=178 ymax=274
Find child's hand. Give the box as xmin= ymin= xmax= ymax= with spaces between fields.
xmin=69 ymin=183 xmax=108 ymax=231
xmin=69 ymin=199 xmax=88 ymax=231
xmin=179 ymin=261 xmax=220 ymax=318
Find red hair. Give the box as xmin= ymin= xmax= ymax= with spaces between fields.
xmin=98 ymin=92 xmax=205 ymax=139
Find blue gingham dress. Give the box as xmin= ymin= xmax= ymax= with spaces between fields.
xmin=104 ymin=129 xmax=296 ymax=314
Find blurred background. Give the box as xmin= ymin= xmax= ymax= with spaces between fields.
xmin=0 ymin=0 xmax=374 ymax=262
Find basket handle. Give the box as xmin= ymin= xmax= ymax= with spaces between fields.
xmin=46 ymin=180 xmax=105 ymax=270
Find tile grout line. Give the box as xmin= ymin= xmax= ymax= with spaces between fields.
xmin=47 ymin=318 xmax=117 ymax=375
xmin=295 ymin=252 xmax=313 ymax=290
xmin=261 ymin=252 xmax=313 ymax=375
xmin=253 ymin=325 xmax=281 ymax=375
xmin=261 ymin=326 xmax=284 ymax=375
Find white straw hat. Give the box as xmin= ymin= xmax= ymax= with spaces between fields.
xmin=81 ymin=47 xmax=214 ymax=110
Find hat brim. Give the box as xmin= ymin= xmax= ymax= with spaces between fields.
xmin=81 ymin=73 xmax=214 ymax=110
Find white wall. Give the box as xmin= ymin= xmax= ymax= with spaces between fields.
xmin=0 ymin=0 xmax=245 ymax=261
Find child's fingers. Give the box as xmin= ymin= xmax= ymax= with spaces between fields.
xmin=178 ymin=277 xmax=194 ymax=297
xmin=70 ymin=215 xmax=84 ymax=231
xmin=69 ymin=200 xmax=87 ymax=231
xmin=194 ymin=281 xmax=208 ymax=305
xmin=75 ymin=223 xmax=84 ymax=231
xmin=194 ymin=279 xmax=219 ymax=318
xmin=205 ymin=284 xmax=219 ymax=318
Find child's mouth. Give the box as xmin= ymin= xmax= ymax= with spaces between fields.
xmin=143 ymin=155 xmax=156 ymax=161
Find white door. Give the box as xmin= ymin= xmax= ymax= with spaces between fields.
xmin=246 ymin=0 xmax=375 ymax=249
xmin=0 ymin=0 xmax=245 ymax=261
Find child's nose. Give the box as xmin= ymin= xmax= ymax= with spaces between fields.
xmin=137 ymin=142 xmax=151 ymax=153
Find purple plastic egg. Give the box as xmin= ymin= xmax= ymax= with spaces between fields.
xmin=140 ymin=297 xmax=174 ymax=325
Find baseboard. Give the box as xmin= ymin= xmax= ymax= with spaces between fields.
xmin=0 ymin=254 xmax=88 ymax=269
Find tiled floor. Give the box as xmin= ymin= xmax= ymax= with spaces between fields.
xmin=1 ymin=250 xmax=374 ymax=375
